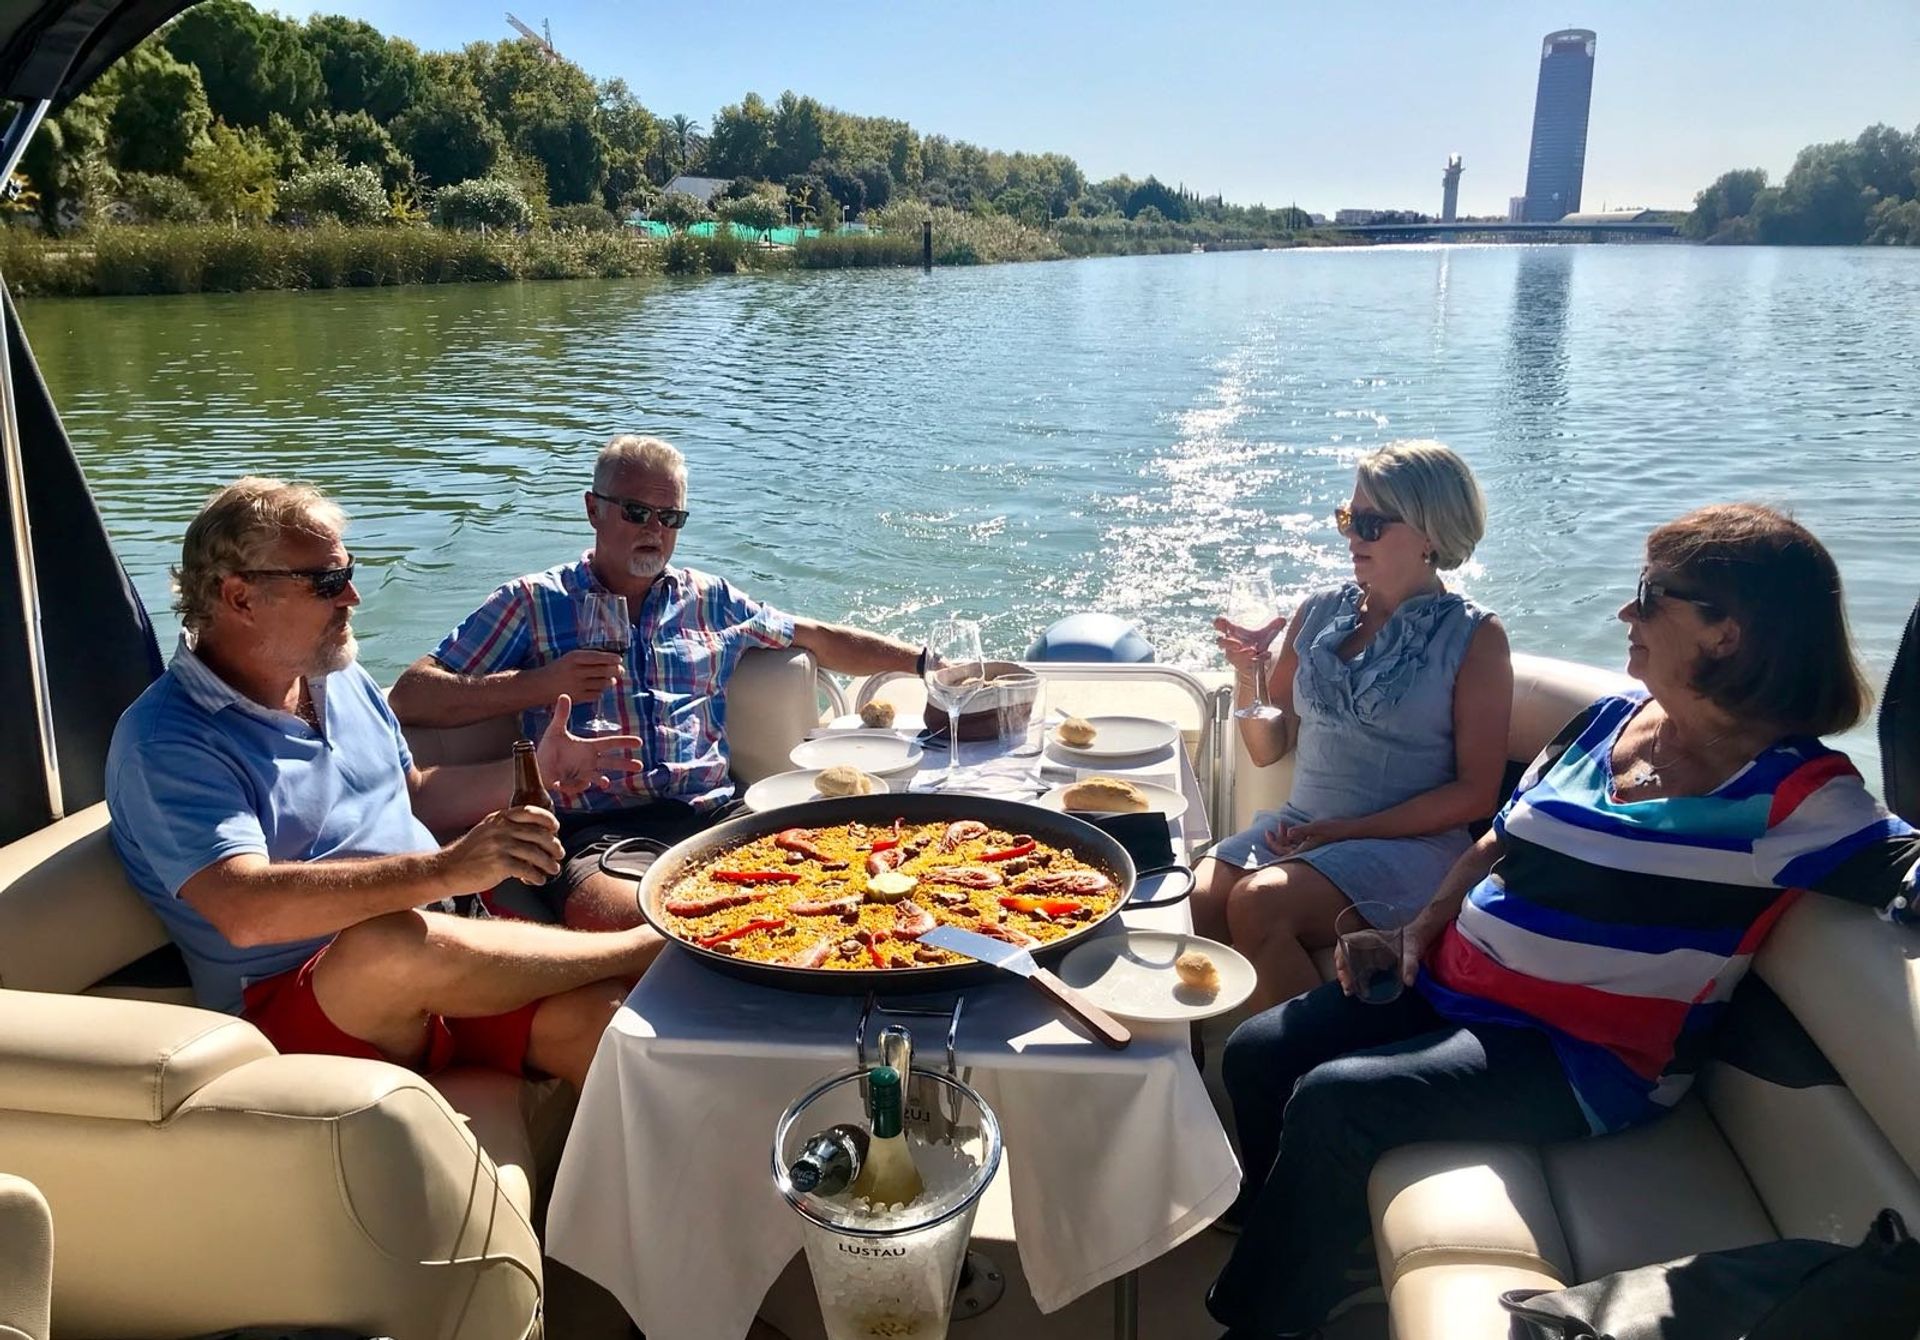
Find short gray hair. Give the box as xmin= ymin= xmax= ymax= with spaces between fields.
xmin=594 ymin=435 xmax=686 ymax=496
xmin=1354 ymin=440 xmax=1486 ymax=570
xmin=172 ymin=477 xmax=347 ymax=633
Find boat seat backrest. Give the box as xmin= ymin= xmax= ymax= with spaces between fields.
xmin=0 ymin=807 xmax=167 ymax=997
xmin=1698 ymin=895 xmax=1920 ymax=1243
xmin=402 ymin=644 xmax=821 ymax=785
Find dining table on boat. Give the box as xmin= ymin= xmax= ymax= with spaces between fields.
xmin=544 ymin=721 xmax=1241 ymax=1340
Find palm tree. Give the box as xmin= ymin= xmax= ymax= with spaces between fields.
xmin=667 ymin=114 xmax=702 ymax=173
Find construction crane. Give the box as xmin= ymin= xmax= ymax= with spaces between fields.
xmin=505 ymin=13 xmax=558 ymax=61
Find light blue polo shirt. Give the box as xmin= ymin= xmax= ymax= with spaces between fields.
xmin=106 ymin=637 xmax=439 ymax=1014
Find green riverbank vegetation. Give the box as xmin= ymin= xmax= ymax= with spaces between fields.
xmin=3 ymin=1 xmax=1332 ymax=295
xmin=1686 ymin=123 xmax=1920 ymax=245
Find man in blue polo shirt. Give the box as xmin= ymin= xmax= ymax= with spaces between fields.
xmin=107 ymin=477 xmax=656 ymax=1086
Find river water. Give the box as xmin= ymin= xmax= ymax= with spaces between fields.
xmin=21 ymin=244 xmax=1920 ymax=780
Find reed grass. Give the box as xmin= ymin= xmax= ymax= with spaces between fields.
xmin=0 ymin=223 xmax=720 ymax=296
xmin=0 ymin=212 xmax=1357 ymax=298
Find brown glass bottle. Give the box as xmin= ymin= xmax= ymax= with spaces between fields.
xmin=509 ymin=739 xmax=551 ymax=811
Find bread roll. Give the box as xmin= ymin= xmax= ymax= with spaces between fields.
xmin=1175 ymin=950 xmax=1220 ymax=995
xmin=814 ymin=764 xmax=875 ymax=798
xmin=1059 ymin=776 xmax=1149 ymax=813
xmin=858 ymin=700 xmax=896 ymax=729
xmin=1056 ymin=716 xmax=1098 ymax=747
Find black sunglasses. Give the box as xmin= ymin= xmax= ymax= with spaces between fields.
xmin=1635 ymin=571 xmax=1720 ymax=621
xmin=591 ymin=492 xmax=690 ymax=530
xmin=1333 ymin=503 xmax=1402 ymax=543
xmin=240 ymin=560 xmax=356 ymax=599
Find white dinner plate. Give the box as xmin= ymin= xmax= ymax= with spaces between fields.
xmin=742 ymin=768 xmax=892 ymax=813
xmin=1035 ymin=780 xmax=1189 ymax=822
xmin=1049 ymin=715 xmax=1181 ymax=760
xmin=1056 ymin=931 xmax=1256 ymax=1023
xmin=789 ymin=730 xmax=925 ymax=777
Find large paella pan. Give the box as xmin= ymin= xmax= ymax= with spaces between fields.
xmin=601 ymin=792 xmax=1192 ymax=994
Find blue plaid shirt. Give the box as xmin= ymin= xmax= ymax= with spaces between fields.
xmin=431 ymin=556 xmax=795 ymax=813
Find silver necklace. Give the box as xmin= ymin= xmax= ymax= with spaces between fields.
xmin=1623 ymin=719 xmax=1733 ymax=791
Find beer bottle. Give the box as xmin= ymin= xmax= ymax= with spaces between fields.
xmin=509 ymin=739 xmax=551 ymax=812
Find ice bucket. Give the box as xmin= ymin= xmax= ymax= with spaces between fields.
xmin=773 ymin=1067 xmax=1002 ymax=1340
xmin=921 ymin=661 xmax=1040 ymax=742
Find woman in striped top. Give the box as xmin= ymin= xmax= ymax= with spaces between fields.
xmin=1207 ymin=504 xmax=1920 ymax=1339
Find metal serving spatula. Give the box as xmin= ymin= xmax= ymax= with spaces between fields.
xmin=918 ymin=925 xmax=1132 ymax=1050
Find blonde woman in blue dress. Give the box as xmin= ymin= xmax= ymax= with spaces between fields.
xmin=1195 ymin=442 xmax=1514 ymax=1010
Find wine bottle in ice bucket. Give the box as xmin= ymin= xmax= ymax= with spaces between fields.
xmin=849 ymin=1066 xmax=925 ymax=1207
xmin=787 ymin=1123 xmax=871 ymax=1196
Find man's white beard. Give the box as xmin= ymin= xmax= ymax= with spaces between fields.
xmin=628 ymin=550 xmax=667 ymax=581
xmin=308 ymin=629 xmax=359 ymax=677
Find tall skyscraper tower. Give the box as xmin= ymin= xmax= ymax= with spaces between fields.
xmin=1522 ymin=29 xmax=1596 ymax=222
xmin=1442 ymin=155 xmax=1463 ymax=222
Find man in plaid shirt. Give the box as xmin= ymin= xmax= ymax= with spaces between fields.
xmin=391 ymin=435 xmax=917 ymax=930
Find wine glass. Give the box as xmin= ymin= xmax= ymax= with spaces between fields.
xmin=1225 ymin=571 xmax=1285 ymax=721
xmin=924 ymin=618 xmax=985 ymax=790
xmin=576 ymin=592 xmax=632 ymax=734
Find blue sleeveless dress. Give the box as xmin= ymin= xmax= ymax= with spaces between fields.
xmin=1210 ymin=582 xmax=1493 ymax=928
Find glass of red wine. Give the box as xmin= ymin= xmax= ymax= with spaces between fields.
xmin=576 ymin=591 xmax=631 ymax=734
xmin=1335 ymin=902 xmax=1407 ymax=1005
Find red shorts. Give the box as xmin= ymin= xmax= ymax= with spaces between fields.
xmin=240 ymin=945 xmax=539 ymax=1078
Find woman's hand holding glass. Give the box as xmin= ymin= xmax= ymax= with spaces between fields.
xmin=1333 ymin=902 xmax=1447 ymax=999
xmin=1214 ymin=610 xmax=1288 ymax=721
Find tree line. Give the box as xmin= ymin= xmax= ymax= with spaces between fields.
xmin=1686 ymin=123 xmax=1920 ymax=245
xmin=12 ymin=1 xmax=1310 ymax=245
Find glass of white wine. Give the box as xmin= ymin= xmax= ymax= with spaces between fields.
xmin=1224 ymin=571 xmax=1284 ymax=721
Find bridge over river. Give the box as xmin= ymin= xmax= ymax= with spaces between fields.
xmin=1331 ymin=219 xmax=1682 ymax=243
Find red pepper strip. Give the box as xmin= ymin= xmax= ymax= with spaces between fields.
xmin=697 ymin=917 xmax=786 ymax=948
xmin=711 ymin=870 xmax=802 ymax=885
xmin=998 ymin=895 xmax=1083 ymax=917
xmin=981 ymin=839 xmax=1038 ymax=863
xmin=867 ymin=944 xmax=886 ymax=968
xmin=869 ymin=819 xmax=906 ymax=853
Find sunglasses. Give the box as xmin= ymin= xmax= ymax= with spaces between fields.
xmin=591 ymin=492 xmax=690 ymax=530
xmin=1333 ymin=504 xmax=1402 ymax=543
xmin=241 ymin=560 xmax=356 ymax=600
xmin=1635 ymin=570 xmax=1720 ymax=621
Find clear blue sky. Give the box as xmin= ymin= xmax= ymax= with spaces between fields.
xmin=292 ymin=1 xmax=1920 ymax=216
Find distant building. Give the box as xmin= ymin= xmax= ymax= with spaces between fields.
xmin=1508 ymin=195 xmax=1528 ymax=223
xmin=1521 ymin=29 xmax=1597 ymax=222
xmin=1441 ymin=155 xmax=1463 ymax=223
xmin=1306 ymin=213 xmax=1328 ymax=227
xmin=1335 ymin=208 xmax=1383 ymax=225
xmin=662 ymin=175 xmax=730 ymax=206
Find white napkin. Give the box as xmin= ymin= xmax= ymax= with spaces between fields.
xmin=906 ymin=752 xmax=1045 ymax=798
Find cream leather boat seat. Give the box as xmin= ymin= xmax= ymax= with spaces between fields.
xmin=0 ymin=1173 xmax=53 ymax=1340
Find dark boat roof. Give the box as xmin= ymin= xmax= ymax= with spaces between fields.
xmin=0 ymin=0 xmax=198 ymax=108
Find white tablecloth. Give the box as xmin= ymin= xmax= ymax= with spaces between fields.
xmin=545 ymin=728 xmax=1235 ymax=1339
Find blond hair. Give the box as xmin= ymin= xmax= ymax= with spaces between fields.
xmin=1354 ymin=440 xmax=1486 ymax=570
xmin=172 ymin=477 xmax=346 ymax=633
xmin=594 ymin=435 xmax=686 ymax=496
